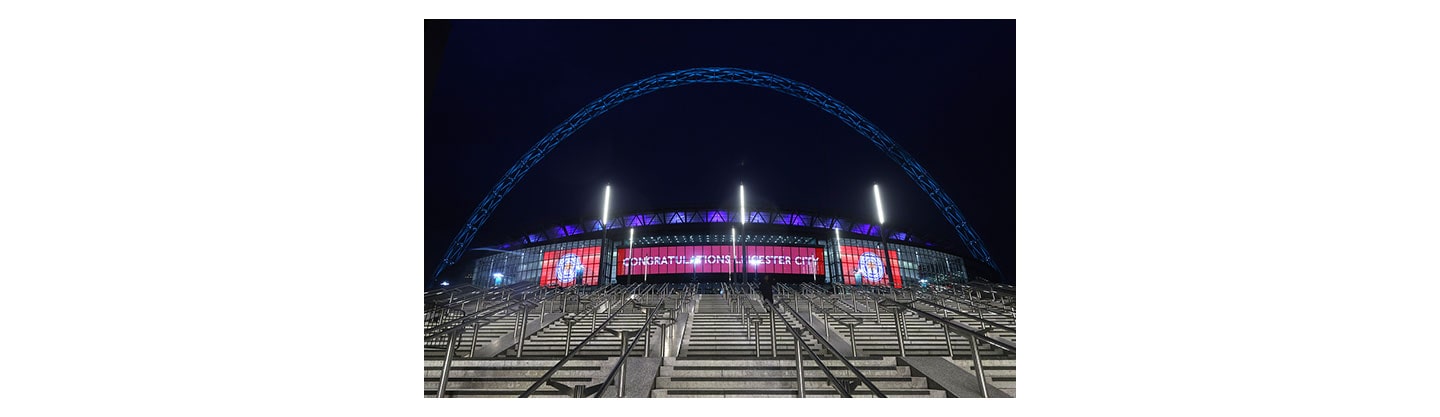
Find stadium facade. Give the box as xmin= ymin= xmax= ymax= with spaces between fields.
xmin=452 ymin=207 xmax=998 ymax=290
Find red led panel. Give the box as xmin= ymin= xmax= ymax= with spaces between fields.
xmin=618 ymin=245 xmax=824 ymax=276
xmin=539 ymin=246 xmax=601 ymax=287
xmin=837 ymin=245 xmax=904 ymax=288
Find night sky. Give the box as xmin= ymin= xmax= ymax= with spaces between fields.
xmin=426 ymin=20 xmax=1015 ymax=284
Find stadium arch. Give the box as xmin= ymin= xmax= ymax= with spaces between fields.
xmin=434 ymin=67 xmax=1000 ymax=282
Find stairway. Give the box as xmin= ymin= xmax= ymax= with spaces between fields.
xmin=496 ymin=310 xmax=654 ymax=358
xmin=651 ymin=357 xmax=945 ymax=398
xmin=424 ymin=312 xmax=533 ymax=356
xmin=680 ymin=294 xmax=821 ymax=357
xmin=422 ymin=358 xmax=611 ymax=398
xmin=809 ymin=294 xmax=1019 ymax=396
xmin=651 ymin=294 xmax=947 ymax=397
xmin=424 ymin=287 xmax=1016 ymax=398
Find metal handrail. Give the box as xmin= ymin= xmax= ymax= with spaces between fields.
xmin=590 ymin=311 xmax=655 ymax=398
xmin=425 ymin=290 xmax=555 ymax=341
xmin=795 ymin=286 xmax=864 ymax=320
xmin=910 ymin=296 xmax=1016 ymax=334
xmin=872 ymin=294 xmax=1016 ymax=398
xmin=928 ymin=287 xmax=1015 ymax=316
xmin=787 ymin=287 xmax=867 ymax=353
xmin=801 ymin=284 xmax=864 ymax=311
xmin=773 ymin=290 xmax=887 ymax=398
xmin=424 ymin=300 xmax=517 ymax=339
xmin=519 ymin=296 xmax=640 ymax=397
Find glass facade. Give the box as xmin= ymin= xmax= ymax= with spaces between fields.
xmin=826 ymin=237 xmax=968 ymax=288
xmin=470 ymin=238 xmax=611 ymax=288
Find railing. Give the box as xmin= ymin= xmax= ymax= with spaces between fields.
xmin=428 ymin=296 xmax=545 ymax=397
xmin=590 ymin=313 xmax=652 ymax=398
xmin=518 ymin=295 xmax=640 ymax=397
xmin=928 ymin=286 xmax=1015 ymax=316
xmin=788 ymin=285 xmax=868 ymax=356
xmin=772 ymin=287 xmax=887 ymax=398
xmin=910 ymin=294 xmax=1016 ymax=335
xmin=866 ymin=292 xmax=1017 ymax=398
xmin=518 ymin=294 xmax=649 ymax=398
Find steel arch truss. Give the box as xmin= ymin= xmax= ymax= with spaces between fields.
xmin=435 ymin=67 xmax=999 ymax=280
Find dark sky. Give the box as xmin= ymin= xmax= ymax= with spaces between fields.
xmin=426 ymin=20 xmax=1015 ymax=283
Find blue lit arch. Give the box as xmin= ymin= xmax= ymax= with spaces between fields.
xmin=435 ymin=67 xmax=999 ymax=280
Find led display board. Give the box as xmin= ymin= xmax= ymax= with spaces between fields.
xmin=618 ymin=245 xmax=824 ymax=276
xmin=539 ymin=246 xmax=601 ymax=287
xmin=837 ymin=245 xmax=904 ymax=288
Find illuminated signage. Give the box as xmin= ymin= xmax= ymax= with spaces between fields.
xmin=838 ymin=245 xmax=903 ymax=288
xmin=540 ymin=246 xmax=601 ymax=287
xmin=618 ymin=245 xmax=824 ymax=276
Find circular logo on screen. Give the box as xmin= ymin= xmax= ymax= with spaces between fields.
xmin=856 ymin=252 xmax=884 ymax=285
xmin=556 ymin=253 xmax=585 ymax=285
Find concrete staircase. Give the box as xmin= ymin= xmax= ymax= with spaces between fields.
xmin=651 ymin=356 xmax=945 ymax=398
xmin=424 ymin=312 xmax=533 ymax=356
xmin=424 ymin=287 xmax=1016 ymax=398
xmin=422 ymin=357 xmax=610 ymax=398
xmin=651 ymin=294 xmax=946 ymax=397
xmin=807 ymin=294 xmax=1018 ymax=396
xmin=496 ymin=310 xmax=654 ymax=358
xmin=680 ymin=294 xmax=822 ymax=357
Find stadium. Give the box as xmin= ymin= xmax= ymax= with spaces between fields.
xmin=444 ymin=206 xmax=999 ymax=290
xmin=424 ymin=201 xmax=1018 ymax=397
xmin=425 ymin=22 xmax=1014 ymax=399
xmin=423 ymin=67 xmax=1018 ymax=397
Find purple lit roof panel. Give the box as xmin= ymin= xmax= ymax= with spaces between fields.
xmin=705 ymin=210 xmax=729 ymax=223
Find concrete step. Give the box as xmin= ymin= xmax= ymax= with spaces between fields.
xmin=422 ymin=359 xmax=612 ymax=367
xmin=650 ymin=388 xmax=946 ymax=398
xmin=664 ymin=357 xmax=894 ymax=367
xmin=654 ymin=376 xmax=929 ymax=389
xmin=660 ymin=366 xmax=911 ymax=378
xmin=425 ymin=378 xmax=595 ymax=390
xmin=425 ymin=389 xmax=572 ymax=398
xmin=425 ymin=369 xmax=601 ymax=378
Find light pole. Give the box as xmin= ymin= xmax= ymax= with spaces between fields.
xmin=739 ymin=184 xmax=748 ymax=284
xmin=601 ymin=184 xmax=611 ymax=286
xmin=834 ymin=227 xmax=842 ymax=285
xmin=730 ymin=227 xmax=736 ymax=283
xmin=628 ymin=228 xmax=634 ymax=285
xmin=874 ymin=183 xmax=894 ymax=289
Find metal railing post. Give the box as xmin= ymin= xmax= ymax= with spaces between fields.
xmin=893 ymin=310 xmax=906 ymax=356
xmin=516 ymin=307 xmax=529 ymax=357
xmin=770 ymin=308 xmax=778 ymax=357
xmin=753 ymin=317 xmax=764 ymax=358
xmin=437 ymin=331 xmax=458 ymax=398
xmin=900 ymin=310 xmax=908 ymax=341
xmin=795 ymin=336 xmax=806 ymax=398
xmin=943 ymin=310 xmax=954 ymax=357
xmin=617 ymin=358 xmax=627 ymax=397
xmin=565 ymin=321 xmax=574 ymax=353
xmin=968 ymin=334 xmax=990 ymax=398
xmin=467 ymin=324 xmax=479 ymax=357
